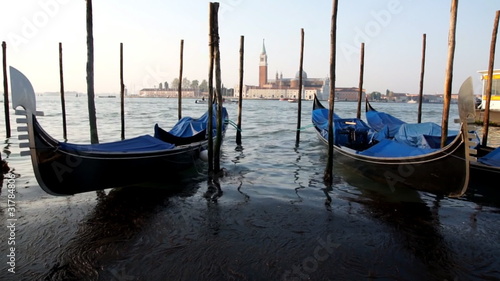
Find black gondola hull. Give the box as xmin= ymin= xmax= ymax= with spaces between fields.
xmin=9 ymin=66 xmax=227 ymax=196
xmin=29 ymin=115 xmax=212 ymax=195
xmin=366 ymin=92 xmax=500 ymax=192
xmin=313 ymin=95 xmax=469 ymax=197
xmin=314 ymin=128 xmax=468 ymax=196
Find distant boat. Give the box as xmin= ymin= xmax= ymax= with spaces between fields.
xmin=98 ymin=95 xmax=116 ymax=98
xmin=279 ymin=97 xmax=287 ymax=101
xmin=475 ymin=69 xmax=500 ymax=125
xmin=223 ymin=98 xmax=238 ymax=104
xmin=407 ymin=99 xmax=417 ymax=104
xmin=288 ymin=98 xmax=297 ymax=103
xmin=196 ymin=98 xmax=238 ymax=104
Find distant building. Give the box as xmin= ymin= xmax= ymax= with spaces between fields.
xmin=386 ymin=92 xmax=411 ymax=103
xmin=335 ymin=88 xmax=365 ymax=101
xmin=241 ymin=40 xmax=365 ymax=101
xmin=138 ymin=88 xmax=198 ymax=98
xmin=381 ymin=91 xmax=453 ymax=104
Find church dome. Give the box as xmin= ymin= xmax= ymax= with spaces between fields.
xmin=295 ymin=70 xmax=307 ymax=79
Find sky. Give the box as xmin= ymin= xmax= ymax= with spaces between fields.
xmin=0 ymin=0 xmax=499 ymax=96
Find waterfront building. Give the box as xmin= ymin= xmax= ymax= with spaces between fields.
xmin=242 ymin=40 xmax=365 ymax=101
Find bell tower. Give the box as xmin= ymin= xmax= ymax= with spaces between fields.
xmin=259 ymin=39 xmax=268 ymax=87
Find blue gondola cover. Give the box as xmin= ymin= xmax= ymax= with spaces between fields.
xmin=478 ymin=147 xmax=500 ymax=167
xmin=59 ymin=135 xmax=175 ymax=153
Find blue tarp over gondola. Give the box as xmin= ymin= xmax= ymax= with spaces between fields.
xmin=366 ymin=108 xmax=406 ymax=139
xmin=357 ymin=138 xmax=437 ymax=157
xmin=478 ymin=147 xmax=500 ymax=167
xmin=313 ymin=107 xmax=456 ymax=157
xmin=393 ymin=122 xmax=458 ymax=149
xmin=169 ymin=106 xmax=228 ymax=137
xmin=365 ymin=104 xmax=459 ymax=149
xmin=58 ymin=106 xmax=228 ymax=153
xmin=312 ymin=107 xmax=372 ymax=148
xmin=59 ymin=135 xmax=175 ymax=153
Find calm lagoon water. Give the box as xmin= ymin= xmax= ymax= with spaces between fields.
xmin=0 ymin=96 xmax=499 ymax=281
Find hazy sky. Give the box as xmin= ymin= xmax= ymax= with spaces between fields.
xmin=1 ymin=0 xmax=499 ymax=95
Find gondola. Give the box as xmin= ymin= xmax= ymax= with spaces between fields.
xmin=10 ymin=66 xmax=228 ymax=196
xmin=457 ymin=80 xmax=500 ymax=188
xmin=364 ymin=79 xmax=500 ymax=188
xmin=466 ymin=138 xmax=500 ymax=188
xmin=312 ymin=84 xmax=471 ymax=197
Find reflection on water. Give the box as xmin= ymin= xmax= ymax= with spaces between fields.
xmin=40 ymin=183 xmax=202 ymax=281
xmin=348 ymin=193 xmax=455 ymax=280
xmin=470 ymin=123 xmax=500 ymax=147
xmin=485 ymin=126 xmax=500 ymax=146
xmin=0 ymin=98 xmax=499 ymax=280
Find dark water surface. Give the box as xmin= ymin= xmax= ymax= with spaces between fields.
xmin=1 ymin=97 xmax=499 ymax=281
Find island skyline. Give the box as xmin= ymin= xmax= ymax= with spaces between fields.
xmin=1 ymin=0 xmax=499 ymax=96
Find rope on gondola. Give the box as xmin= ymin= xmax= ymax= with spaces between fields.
xmin=226 ymin=120 xmax=242 ymax=132
xmin=227 ymin=119 xmax=314 ymax=132
xmin=297 ymin=123 xmax=315 ymax=131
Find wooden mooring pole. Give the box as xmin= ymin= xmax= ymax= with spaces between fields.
xmin=120 ymin=42 xmax=125 ymax=140
xmin=295 ymin=28 xmax=304 ymax=146
xmin=236 ymin=35 xmax=244 ymax=146
xmin=418 ymin=34 xmax=426 ymax=123
xmin=59 ymin=42 xmax=67 ymax=141
xmin=324 ymin=0 xmax=338 ymax=185
xmin=207 ymin=3 xmax=216 ymax=175
xmin=86 ymin=0 xmax=99 ymax=144
xmin=178 ymin=39 xmax=184 ymax=120
xmin=356 ymin=42 xmax=364 ymax=120
xmin=482 ymin=10 xmax=499 ymax=146
xmin=211 ymin=3 xmax=223 ymax=174
xmin=440 ymin=0 xmax=458 ymax=148
xmin=2 ymin=41 xmax=10 ymax=139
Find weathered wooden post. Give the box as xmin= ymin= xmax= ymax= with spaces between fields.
xmin=440 ymin=0 xmax=458 ymax=148
xmin=86 ymin=0 xmax=99 ymax=144
xmin=324 ymin=0 xmax=338 ymax=185
xmin=120 ymin=42 xmax=125 ymax=140
xmin=356 ymin=42 xmax=364 ymax=120
xmin=482 ymin=10 xmax=499 ymax=146
xmin=211 ymin=3 xmax=224 ymax=174
xmin=178 ymin=39 xmax=184 ymax=120
xmin=2 ymin=41 xmax=10 ymax=139
xmin=418 ymin=34 xmax=426 ymax=123
xmin=236 ymin=35 xmax=244 ymax=146
xmin=295 ymin=28 xmax=304 ymax=146
xmin=207 ymin=3 xmax=216 ymax=175
xmin=59 ymin=42 xmax=67 ymax=141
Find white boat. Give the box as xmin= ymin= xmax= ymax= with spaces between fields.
xmin=475 ymin=69 xmax=500 ymax=125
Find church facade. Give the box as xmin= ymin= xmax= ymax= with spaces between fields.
xmin=242 ymin=40 xmax=364 ymax=101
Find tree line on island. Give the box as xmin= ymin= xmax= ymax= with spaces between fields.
xmin=156 ymin=78 xmax=207 ymax=91
xmin=154 ymin=78 xmax=234 ymax=96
